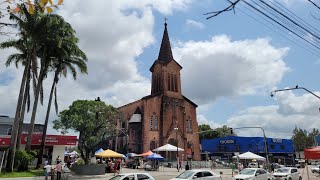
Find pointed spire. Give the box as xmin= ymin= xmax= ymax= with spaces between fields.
xmin=158 ymin=21 xmax=173 ymax=62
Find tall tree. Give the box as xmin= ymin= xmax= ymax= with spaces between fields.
xmin=1 ymin=4 xmax=42 ymax=171
xmin=291 ymin=126 xmax=319 ymax=153
xmin=36 ymin=14 xmax=88 ymax=167
xmin=53 ymin=100 xmax=118 ymax=165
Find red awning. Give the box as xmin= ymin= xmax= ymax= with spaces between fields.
xmin=304 ymin=146 xmax=320 ymax=160
xmin=0 ymin=134 xmax=77 ymax=146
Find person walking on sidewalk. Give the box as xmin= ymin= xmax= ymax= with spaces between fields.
xmin=56 ymin=161 xmax=62 ymax=180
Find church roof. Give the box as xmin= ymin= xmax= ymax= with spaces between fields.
xmin=158 ymin=22 xmax=173 ymax=63
xmin=150 ymin=22 xmax=182 ymax=72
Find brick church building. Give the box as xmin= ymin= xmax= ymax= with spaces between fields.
xmin=116 ymin=22 xmax=201 ymax=161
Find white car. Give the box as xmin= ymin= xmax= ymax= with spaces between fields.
xmin=234 ymin=168 xmax=273 ymax=180
xmin=273 ymin=167 xmax=302 ymax=180
xmin=311 ymin=165 xmax=320 ymax=173
xmin=170 ymin=169 xmax=221 ymax=180
xmin=109 ymin=173 xmax=155 ymax=180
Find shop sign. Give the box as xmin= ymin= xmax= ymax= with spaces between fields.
xmin=219 ymin=140 xmax=236 ymax=144
xmin=0 ymin=134 xmax=77 ymax=146
xmin=272 ymin=138 xmax=282 ymax=143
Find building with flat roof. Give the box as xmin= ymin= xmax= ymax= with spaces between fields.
xmin=201 ymin=136 xmax=295 ymax=165
xmin=0 ymin=116 xmax=77 ymax=165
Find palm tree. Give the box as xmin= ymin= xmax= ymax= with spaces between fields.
xmin=36 ymin=15 xmax=88 ymax=167
xmin=1 ymin=5 xmax=42 ymax=171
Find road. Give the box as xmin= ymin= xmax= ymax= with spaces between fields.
xmin=3 ymin=165 xmax=319 ymax=180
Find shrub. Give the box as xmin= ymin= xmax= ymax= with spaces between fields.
xmin=14 ymin=150 xmax=35 ymax=171
xmin=75 ymin=158 xmax=85 ymax=165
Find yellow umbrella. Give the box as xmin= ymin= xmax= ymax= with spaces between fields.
xmin=95 ymin=149 xmax=123 ymax=158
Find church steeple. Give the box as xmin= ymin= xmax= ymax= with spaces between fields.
xmin=158 ymin=22 xmax=173 ymax=62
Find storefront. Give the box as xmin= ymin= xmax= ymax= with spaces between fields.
xmin=201 ymin=136 xmax=295 ymax=165
xmin=0 ymin=134 xmax=77 ymax=164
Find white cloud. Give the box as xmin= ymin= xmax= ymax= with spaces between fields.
xmin=220 ymin=90 xmax=320 ymax=139
xmin=186 ymin=19 xmax=205 ymax=29
xmin=0 ymin=0 xmax=191 ymax=135
xmin=174 ymin=35 xmax=290 ymax=105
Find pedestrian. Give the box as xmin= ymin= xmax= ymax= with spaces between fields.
xmin=113 ymin=160 xmax=119 ymax=175
xmin=44 ymin=163 xmax=51 ymax=180
xmin=56 ymin=161 xmax=62 ymax=180
xmin=185 ymin=162 xmax=190 ymax=171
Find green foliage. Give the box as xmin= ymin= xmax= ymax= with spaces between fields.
xmin=292 ymin=126 xmax=319 ymax=151
xmin=75 ymin=158 xmax=85 ymax=165
xmin=14 ymin=150 xmax=35 ymax=171
xmin=53 ymin=100 xmax=118 ymax=164
xmin=198 ymin=124 xmax=236 ymax=141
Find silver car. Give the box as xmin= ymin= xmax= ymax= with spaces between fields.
xmin=170 ymin=169 xmax=222 ymax=180
xmin=109 ymin=173 xmax=155 ymax=180
xmin=234 ymin=168 xmax=273 ymax=180
xmin=273 ymin=167 xmax=302 ymax=180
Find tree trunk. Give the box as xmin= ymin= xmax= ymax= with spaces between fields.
xmin=16 ymin=69 xmax=31 ymax=150
xmin=6 ymin=59 xmax=30 ymax=172
xmin=25 ymin=66 xmax=45 ymax=152
xmin=36 ymin=69 xmax=59 ymax=168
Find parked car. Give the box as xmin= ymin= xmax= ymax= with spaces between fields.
xmin=271 ymin=163 xmax=285 ymax=170
xmin=234 ymin=168 xmax=273 ymax=180
xmin=273 ymin=167 xmax=302 ymax=180
xmin=169 ymin=169 xmax=221 ymax=180
xmin=311 ymin=165 xmax=320 ymax=173
xmin=109 ymin=173 xmax=155 ymax=180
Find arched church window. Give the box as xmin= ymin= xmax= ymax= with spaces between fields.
xmin=150 ymin=141 xmax=157 ymax=150
xmin=167 ymin=73 xmax=170 ymax=91
xmin=157 ymin=73 xmax=161 ymax=91
xmin=189 ymin=119 xmax=192 ymax=132
xmin=174 ymin=74 xmax=177 ymax=92
xmin=154 ymin=115 xmax=158 ymax=130
xmin=170 ymin=74 xmax=174 ymax=91
xmin=186 ymin=119 xmax=189 ymax=132
xmin=150 ymin=115 xmax=153 ymax=130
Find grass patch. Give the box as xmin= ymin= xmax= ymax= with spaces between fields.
xmin=0 ymin=169 xmax=43 ymax=178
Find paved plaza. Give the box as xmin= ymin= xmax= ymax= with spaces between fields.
xmin=2 ymin=165 xmax=320 ymax=180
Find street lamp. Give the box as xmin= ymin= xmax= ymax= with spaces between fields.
xmin=271 ymin=85 xmax=320 ymax=100
xmin=174 ymin=127 xmax=179 ymax=172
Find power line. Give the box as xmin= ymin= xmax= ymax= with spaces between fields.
xmin=237 ymin=2 xmax=320 ymax=58
xmin=241 ymin=0 xmax=320 ymax=51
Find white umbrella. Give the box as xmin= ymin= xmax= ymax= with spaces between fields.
xmin=153 ymin=144 xmax=184 ymax=152
xmin=232 ymin=151 xmax=266 ymax=161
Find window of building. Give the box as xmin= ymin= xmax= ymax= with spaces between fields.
xmin=174 ymin=74 xmax=177 ymax=92
xmin=157 ymin=73 xmax=161 ymax=91
xmin=167 ymin=73 xmax=170 ymax=91
xmin=170 ymin=74 xmax=174 ymax=91
xmin=186 ymin=119 xmax=189 ymax=132
xmin=280 ymin=145 xmax=285 ymax=150
xmin=270 ymin=144 xmax=275 ymax=149
xmin=150 ymin=141 xmax=157 ymax=150
xmin=154 ymin=115 xmax=158 ymax=130
xmin=189 ymin=120 xmax=192 ymax=132
xmin=150 ymin=116 xmax=153 ymax=130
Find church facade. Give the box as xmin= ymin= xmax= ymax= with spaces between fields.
xmin=116 ymin=23 xmax=201 ymax=161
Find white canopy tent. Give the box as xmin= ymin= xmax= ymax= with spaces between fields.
xmin=233 ymin=151 xmax=266 ymax=161
xmin=153 ymin=144 xmax=184 ymax=152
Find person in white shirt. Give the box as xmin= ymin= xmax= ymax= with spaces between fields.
xmin=44 ymin=164 xmax=51 ymax=180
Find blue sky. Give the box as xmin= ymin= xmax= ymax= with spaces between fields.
xmin=1 ymin=0 xmax=320 ymax=138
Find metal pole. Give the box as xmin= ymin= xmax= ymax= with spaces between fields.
xmin=271 ymin=86 xmax=320 ymax=100
xmin=174 ymin=127 xmax=179 ymax=172
xmin=261 ymin=128 xmax=270 ymax=172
